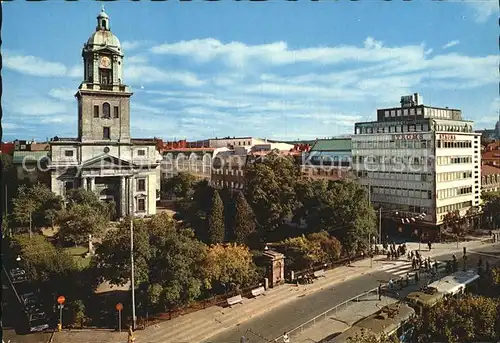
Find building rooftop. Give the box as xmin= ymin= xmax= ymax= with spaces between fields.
xmin=482 ymin=164 xmax=500 ymax=176
xmin=310 ymin=138 xmax=352 ymax=152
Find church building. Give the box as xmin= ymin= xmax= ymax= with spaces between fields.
xmin=48 ymin=8 xmax=161 ymax=218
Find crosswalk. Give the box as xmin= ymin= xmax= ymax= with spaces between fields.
xmin=379 ymin=259 xmax=447 ymax=277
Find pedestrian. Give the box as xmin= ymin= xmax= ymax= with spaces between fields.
xmin=283 ymin=332 xmax=290 ymax=343
xmin=407 ymin=251 xmax=411 ymax=261
xmin=405 ymin=273 xmax=410 ymax=286
xmin=128 ymin=325 xmax=136 ymax=343
xmin=378 ymin=284 xmax=382 ymax=300
xmin=428 ymin=242 xmax=432 ymax=251
xmin=388 ymin=279 xmax=394 ymax=289
xmin=387 ymin=251 xmax=391 ymax=260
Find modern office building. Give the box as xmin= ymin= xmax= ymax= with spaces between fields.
xmin=352 ymin=93 xmax=481 ymax=234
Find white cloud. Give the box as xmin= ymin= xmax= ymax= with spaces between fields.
xmin=128 ymin=55 xmax=149 ymax=64
xmin=122 ymin=40 xmax=148 ymax=51
xmin=6 ymin=97 xmax=69 ymax=116
xmin=49 ymin=88 xmax=75 ymax=101
xmin=442 ymin=40 xmax=460 ymax=49
xmin=150 ymin=37 xmax=426 ymax=68
xmin=125 ymin=65 xmax=205 ymax=87
xmin=3 ymin=123 xmax=21 ymax=130
xmin=466 ymin=0 xmax=498 ymax=23
xmin=4 ymin=54 xmax=67 ymax=77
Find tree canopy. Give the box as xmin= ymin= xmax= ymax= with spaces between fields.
xmin=161 ymin=172 xmax=198 ymax=199
xmin=57 ymin=203 xmax=109 ymax=246
xmin=245 ymin=151 xmax=301 ymax=236
xmin=203 ymin=243 xmax=258 ymax=293
xmin=233 ymin=191 xmax=257 ymax=246
xmin=207 ymin=190 xmax=225 ymax=244
xmin=12 ymin=184 xmax=63 ymax=233
xmin=482 ymin=192 xmax=500 ymax=229
xmin=411 ymin=295 xmax=500 ymax=343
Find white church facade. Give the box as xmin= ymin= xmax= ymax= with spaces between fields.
xmin=48 ymin=8 xmax=161 ymax=218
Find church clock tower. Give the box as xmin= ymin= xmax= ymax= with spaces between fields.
xmin=76 ymin=7 xmax=132 ymax=143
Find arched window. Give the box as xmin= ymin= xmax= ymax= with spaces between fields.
xmin=102 ymin=20 xmax=106 ymax=29
xmin=102 ymin=102 xmax=111 ymax=118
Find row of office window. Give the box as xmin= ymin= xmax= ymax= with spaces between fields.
xmin=437 ymin=186 xmax=473 ymax=200
xmin=353 ymin=140 xmax=431 ymax=150
xmin=437 ymin=201 xmax=472 ymax=215
xmin=357 ymin=123 xmax=428 ymax=135
xmin=437 ymin=140 xmax=472 ymax=149
xmin=436 ymin=156 xmax=473 ymax=165
xmin=362 ymin=172 xmax=430 ymax=182
xmin=437 ymin=171 xmax=473 ymax=182
xmin=94 ymin=103 xmax=119 ymax=119
xmin=355 ymin=155 xmax=427 ymax=166
xmin=372 ymin=186 xmax=432 ymax=200
xmin=384 ymin=107 xmax=423 ymax=117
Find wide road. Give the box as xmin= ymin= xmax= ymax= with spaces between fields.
xmin=206 ymin=244 xmax=500 ymax=343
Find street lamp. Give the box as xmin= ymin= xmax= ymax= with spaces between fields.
xmin=15 ymin=256 xmax=21 ymax=262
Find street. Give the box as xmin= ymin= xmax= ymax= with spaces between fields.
xmin=206 ymin=244 xmax=500 ymax=343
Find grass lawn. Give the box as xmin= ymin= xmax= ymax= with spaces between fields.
xmin=64 ymin=246 xmax=91 ymax=269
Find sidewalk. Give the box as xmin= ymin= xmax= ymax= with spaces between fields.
xmin=50 ymin=238 xmax=497 ymax=343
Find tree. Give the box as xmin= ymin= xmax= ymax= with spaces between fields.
xmin=162 ymin=172 xmax=198 ymax=199
xmin=208 ymin=190 xmax=225 ymax=244
xmin=411 ymin=295 xmax=500 ymax=343
xmin=94 ymin=213 xmax=208 ymax=311
xmin=275 ymin=235 xmax=324 ymax=271
xmin=245 ymin=151 xmax=301 ymax=237
xmin=482 ymin=192 xmax=500 ymax=229
xmin=57 ymin=203 xmax=108 ymax=246
xmin=307 ymin=231 xmax=342 ymax=263
xmin=12 ymin=184 xmax=63 ymax=236
xmin=202 ymin=243 xmax=258 ymax=293
xmin=233 ymin=192 xmax=257 ymax=245
xmin=346 ymin=329 xmax=397 ymax=343
xmin=442 ymin=210 xmax=468 ymax=241
xmin=65 ymin=188 xmax=114 ymax=220
xmin=295 ymin=180 xmax=376 ymax=254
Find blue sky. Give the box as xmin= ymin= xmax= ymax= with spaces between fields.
xmin=3 ymin=0 xmax=498 ymax=142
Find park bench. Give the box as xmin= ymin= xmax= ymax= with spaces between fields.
xmin=251 ymin=286 xmax=265 ymax=298
xmin=226 ymin=294 xmax=243 ymax=307
xmin=313 ymin=269 xmax=326 ymax=278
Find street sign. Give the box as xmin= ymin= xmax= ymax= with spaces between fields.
xmin=57 ymin=296 xmax=65 ymax=304
xmin=116 ymin=303 xmax=123 ymax=311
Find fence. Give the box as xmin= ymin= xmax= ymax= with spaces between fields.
xmin=273 ymin=286 xmax=380 ymax=342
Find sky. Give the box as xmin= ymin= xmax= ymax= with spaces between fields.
xmin=2 ymin=0 xmax=499 ymax=142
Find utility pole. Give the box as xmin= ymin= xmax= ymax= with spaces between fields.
xmin=378 ymin=207 xmax=382 ymax=244
xmin=29 ymin=211 xmax=32 ymax=239
xmin=130 ymin=196 xmax=136 ymax=330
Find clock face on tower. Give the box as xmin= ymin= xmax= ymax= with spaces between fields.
xmin=100 ymin=56 xmax=111 ymax=69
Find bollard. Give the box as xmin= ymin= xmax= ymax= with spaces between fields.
xmin=264 ymin=278 xmax=269 ymax=290
xmin=290 ymin=271 xmax=295 ymax=282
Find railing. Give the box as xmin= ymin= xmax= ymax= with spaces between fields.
xmin=273 ymin=286 xmax=380 ymax=341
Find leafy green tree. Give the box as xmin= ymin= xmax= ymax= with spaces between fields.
xmin=307 ymin=231 xmax=342 ymax=262
xmin=245 ymin=151 xmax=301 ymax=237
xmin=482 ymin=192 xmax=500 ymax=229
xmin=57 ymin=203 xmax=109 ymax=246
xmin=411 ymin=295 xmax=500 ymax=343
xmin=162 ymin=172 xmax=198 ymax=199
xmin=65 ymin=188 xmax=114 ymax=219
xmin=94 ymin=213 xmax=208 ymax=311
xmin=208 ymin=190 xmax=225 ymax=244
xmin=233 ymin=192 xmax=256 ymax=245
xmin=443 ymin=210 xmax=468 ymax=240
xmin=346 ymin=330 xmax=397 ymax=343
xmin=203 ymin=243 xmax=258 ymax=293
xmin=12 ymin=184 xmax=63 ymax=235
xmin=295 ymin=180 xmax=375 ymax=254
xmin=276 ymin=235 xmax=324 ymax=271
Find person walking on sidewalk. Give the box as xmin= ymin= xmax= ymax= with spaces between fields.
xmin=283 ymin=332 xmax=290 ymax=343
xmin=378 ymin=284 xmax=382 ymax=300
xmin=128 ymin=325 xmax=136 ymax=343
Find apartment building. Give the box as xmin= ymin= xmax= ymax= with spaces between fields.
xmin=352 ymin=93 xmax=481 ymax=230
xmin=482 ymin=164 xmax=500 ymax=194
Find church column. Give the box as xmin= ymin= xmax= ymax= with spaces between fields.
xmin=128 ymin=177 xmax=135 ymax=216
xmin=81 ymin=177 xmax=88 ymax=189
xmin=90 ymin=177 xmax=96 ymax=193
xmin=120 ymin=176 xmax=126 ymax=217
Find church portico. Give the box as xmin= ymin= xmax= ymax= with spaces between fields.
xmin=47 ymin=8 xmax=161 ymax=219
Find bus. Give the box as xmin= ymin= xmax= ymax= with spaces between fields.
xmin=405 ymin=269 xmax=480 ymax=315
xmin=328 ymin=303 xmax=415 ymax=343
